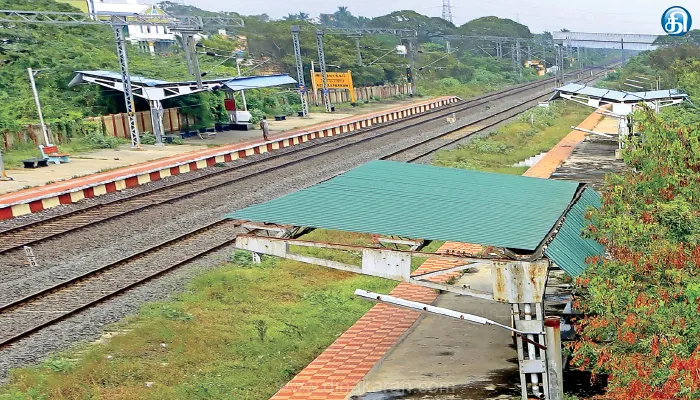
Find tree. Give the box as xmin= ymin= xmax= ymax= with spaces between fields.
xmin=283 ymin=12 xmax=310 ymax=21
xmin=459 ymin=16 xmax=533 ymax=38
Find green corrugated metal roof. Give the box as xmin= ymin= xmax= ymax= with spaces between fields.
xmin=544 ymin=187 xmax=604 ymax=277
xmin=228 ymin=160 xmax=583 ymax=251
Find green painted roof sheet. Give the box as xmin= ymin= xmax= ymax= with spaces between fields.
xmin=544 ymin=187 xmax=605 ymax=277
xmin=228 ymin=160 xmax=584 ymax=251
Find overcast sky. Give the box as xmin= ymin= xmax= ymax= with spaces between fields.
xmin=177 ymin=0 xmax=699 ymax=34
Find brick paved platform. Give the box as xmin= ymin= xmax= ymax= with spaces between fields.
xmin=0 ymin=96 xmax=458 ymax=221
xmin=270 ymin=110 xmax=605 ymax=399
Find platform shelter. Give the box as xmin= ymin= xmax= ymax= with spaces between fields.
xmin=69 ymin=71 xmax=296 ymax=144
xmin=226 ymin=160 xmax=604 ymax=400
xmin=552 ymin=82 xmax=688 ymax=116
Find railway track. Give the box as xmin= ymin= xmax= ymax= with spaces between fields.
xmin=0 ymin=219 xmax=238 ymax=349
xmin=0 ymin=68 xmax=600 ymax=254
xmin=0 ymin=67 xmax=609 ymax=349
xmin=383 ymin=70 xmax=607 ymax=163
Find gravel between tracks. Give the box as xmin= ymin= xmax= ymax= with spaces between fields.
xmin=0 ymin=82 xmax=559 ymax=380
xmin=0 ymin=245 xmax=236 ymax=383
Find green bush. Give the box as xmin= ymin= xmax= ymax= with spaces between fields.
xmin=249 ymin=109 xmax=265 ymax=125
xmin=140 ymin=133 xmax=157 ymax=145
xmin=83 ymin=132 xmax=122 ymax=149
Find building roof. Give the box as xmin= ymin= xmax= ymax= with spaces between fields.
xmin=69 ymin=71 xmax=297 ymax=100
xmin=228 ymin=161 xmax=601 ymax=261
xmin=73 ymin=70 xmax=170 ymax=87
xmin=555 ymin=83 xmax=688 ymax=103
xmin=222 ymin=75 xmax=298 ymax=91
xmin=544 ymin=187 xmax=604 ymax=277
xmin=228 ymin=161 xmax=604 ymax=276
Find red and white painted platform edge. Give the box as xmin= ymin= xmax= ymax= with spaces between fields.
xmin=0 ymin=96 xmax=459 ymax=221
xmin=269 ymin=110 xmax=604 ymax=400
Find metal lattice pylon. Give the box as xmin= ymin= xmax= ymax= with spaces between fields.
xmin=441 ymin=0 xmax=453 ymax=23
xmin=316 ymin=30 xmax=332 ymax=113
xmin=290 ymin=26 xmax=309 ymax=118
xmin=112 ymin=18 xmax=140 ymax=148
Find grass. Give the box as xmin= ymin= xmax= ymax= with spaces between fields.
xmin=0 ymin=246 xmax=397 ymax=400
xmin=432 ymin=101 xmax=592 ymax=175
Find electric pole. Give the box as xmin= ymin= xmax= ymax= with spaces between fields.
xmin=112 ymin=16 xmax=141 ymax=148
xmin=316 ymin=30 xmax=332 ymax=113
xmin=291 ymin=25 xmax=309 ymax=117
xmin=27 ymin=68 xmax=51 ymax=146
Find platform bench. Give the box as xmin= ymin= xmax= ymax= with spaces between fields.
xmin=39 ymin=145 xmax=71 ymax=164
xmin=22 ymin=158 xmax=49 ymax=169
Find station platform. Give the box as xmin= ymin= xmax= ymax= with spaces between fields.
xmin=0 ymin=96 xmax=458 ymax=221
xmin=269 ymin=109 xmax=607 ymax=399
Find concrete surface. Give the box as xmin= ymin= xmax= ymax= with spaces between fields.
xmin=1 ymin=99 xmax=426 ymax=195
xmin=1 ymin=144 xmax=205 ymax=194
xmin=350 ymin=265 xmax=519 ymax=399
xmin=183 ymin=100 xmax=425 ymax=146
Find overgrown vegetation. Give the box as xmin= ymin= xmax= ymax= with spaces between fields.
xmin=433 ymin=101 xmax=591 ymax=174
xmin=0 ymin=242 xmax=396 ymax=399
xmin=569 ymin=40 xmax=700 ymax=398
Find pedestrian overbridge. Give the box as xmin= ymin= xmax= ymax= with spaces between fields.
xmin=552 ymin=32 xmax=659 ymax=51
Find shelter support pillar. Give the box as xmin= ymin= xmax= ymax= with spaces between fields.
xmin=149 ymin=99 xmax=165 ymax=146
xmin=492 ymin=260 xmax=555 ymax=400
xmin=111 ymin=17 xmax=140 ymax=148
xmin=545 ymin=316 xmax=564 ymax=400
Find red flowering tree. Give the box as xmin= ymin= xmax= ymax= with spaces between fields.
xmin=572 ymin=107 xmax=700 ymax=399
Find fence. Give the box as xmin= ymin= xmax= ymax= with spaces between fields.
xmin=86 ymin=108 xmax=185 ymax=139
xmin=305 ymin=83 xmax=411 ymax=106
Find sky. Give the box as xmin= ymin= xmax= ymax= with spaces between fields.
xmin=176 ymin=0 xmax=700 ymax=35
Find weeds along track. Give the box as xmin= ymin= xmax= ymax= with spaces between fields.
xmin=0 ymin=219 xmax=238 ymax=349
xmin=382 ymin=70 xmax=608 ymax=163
xmin=0 ymin=68 xmax=597 ymax=254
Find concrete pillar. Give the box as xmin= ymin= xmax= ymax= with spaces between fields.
xmin=545 ymin=316 xmax=564 ymax=400
xmin=149 ymin=99 xmax=165 ymax=146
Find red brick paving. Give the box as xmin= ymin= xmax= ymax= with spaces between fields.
xmin=270 ymin=113 xmax=602 ymax=399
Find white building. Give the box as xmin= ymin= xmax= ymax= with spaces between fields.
xmin=88 ymin=0 xmax=176 ymax=54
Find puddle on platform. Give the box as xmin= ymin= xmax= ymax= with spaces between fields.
xmin=350 ymin=369 xmax=520 ymax=400
xmin=351 ymin=369 xmax=608 ymax=400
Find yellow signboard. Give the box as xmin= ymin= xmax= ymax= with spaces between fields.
xmin=311 ymin=70 xmax=356 ymax=103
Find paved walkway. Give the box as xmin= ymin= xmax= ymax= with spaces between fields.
xmin=270 ymin=111 xmax=604 ymax=399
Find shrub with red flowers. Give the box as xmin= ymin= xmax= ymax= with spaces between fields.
xmin=572 ymin=107 xmax=700 ymax=399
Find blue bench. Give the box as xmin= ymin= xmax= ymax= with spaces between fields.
xmin=39 ymin=145 xmax=71 ymax=164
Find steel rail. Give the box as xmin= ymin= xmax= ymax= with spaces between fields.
xmin=0 ymin=71 xmax=591 ymax=253
xmin=382 ymin=71 xmax=607 ymax=162
xmin=0 ymin=219 xmax=236 ymax=349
